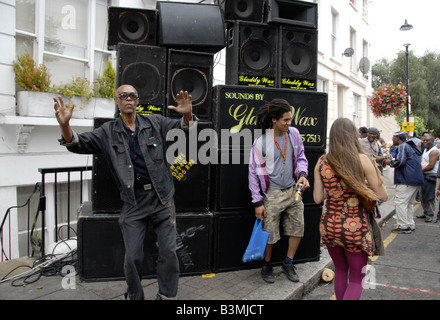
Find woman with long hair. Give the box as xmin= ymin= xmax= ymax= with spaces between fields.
xmin=313 ymin=118 xmax=388 ymax=300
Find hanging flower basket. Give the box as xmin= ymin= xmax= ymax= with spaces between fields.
xmin=369 ymin=82 xmax=408 ymax=117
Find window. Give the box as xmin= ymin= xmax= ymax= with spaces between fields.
xmin=331 ymin=8 xmax=339 ymax=57
xmin=15 ymin=0 xmax=37 ymax=58
xmin=15 ymin=0 xmax=112 ymax=86
xmin=362 ymin=0 xmax=368 ymax=20
xmin=353 ymin=93 xmax=360 ymax=126
xmin=317 ymin=78 xmax=328 ymax=93
xmin=350 ymin=27 xmax=357 ymax=72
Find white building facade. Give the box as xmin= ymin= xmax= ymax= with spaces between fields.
xmin=1 ymin=0 xmax=380 ymax=259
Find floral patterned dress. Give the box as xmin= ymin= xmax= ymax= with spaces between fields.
xmin=318 ymin=156 xmax=373 ymax=256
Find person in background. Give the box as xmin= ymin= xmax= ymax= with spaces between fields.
xmin=359 ymin=127 xmax=384 ymax=173
xmin=417 ymin=134 xmax=439 ymax=223
xmin=248 ymin=99 xmax=309 ymax=284
xmin=358 ymin=126 xmax=368 ymax=139
xmin=385 ymin=131 xmax=424 ymax=233
xmin=313 ymin=118 xmax=388 ymax=300
xmin=434 ymin=164 xmax=440 ymax=223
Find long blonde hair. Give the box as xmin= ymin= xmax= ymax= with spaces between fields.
xmin=326 ymin=118 xmax=383 ymax=201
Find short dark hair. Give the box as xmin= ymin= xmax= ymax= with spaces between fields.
xmin=358 ymin=127 xmax=368 ymax=134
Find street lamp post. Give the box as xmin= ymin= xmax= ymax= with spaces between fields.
xmin=400 ymin=19 xmax=413 ymax=123
xmin=403 ymin=43 xmax=410 ymax=123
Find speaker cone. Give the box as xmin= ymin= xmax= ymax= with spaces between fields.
xmin=241 ymin=39 xmax=273 ymax=72
xmin=284 ymin=43 xmax=312 ymax=75
xmin=233 ymin=0 xmax=255 ymax=19
xmin=170 ymin=68 xmax=208 ymax=106
xmin=121 ymin=62 xmax=161 ymax=101
xmin=118 ymin=12 xmax=150 ymax=43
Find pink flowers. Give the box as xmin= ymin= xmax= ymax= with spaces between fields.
xmin=369 ymin=82 xmax=408 ymax=117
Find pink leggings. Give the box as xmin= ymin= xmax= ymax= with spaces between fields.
xmin=327 ymin=245 xmax=368 ymax=300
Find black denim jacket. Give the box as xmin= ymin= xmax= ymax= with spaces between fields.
xmin=59 ymin=114 xmax=195 ymax=206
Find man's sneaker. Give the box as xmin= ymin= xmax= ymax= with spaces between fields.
xmin=261 ymin=265 xmax=275 ymax=283
xmin=282 ymin=263 xmax=299 ymax=282
xmin=391 ymin=226 xmax=412 ymax=234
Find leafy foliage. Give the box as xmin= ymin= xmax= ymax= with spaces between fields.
xmin=13 ymin=51 xmax=51 ymax=92
xmin=372 ymin=50 xmax=440 ymax=137
xmin=94 ymin=60 xmax=116 ymax=99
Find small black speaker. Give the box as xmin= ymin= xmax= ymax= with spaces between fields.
xmin=166 ymin=49 xmax=213 ymax=121
xmin=167 ymin=122 xmax=213 ymax=212
xmin=219 ymin=0 xmax=264 ymax=22
xmin=78 ymin=204 xmax=213 ymax=281
xmin=116 ymin=43 xmax=166 ymax=116
xmin=265 ymin=0 xmax=318 ymax=29
xmin=108 ymin=7 xmax=158 ymax=50
xmin=157 ymin=2 xmax=226 ymax=54
xmin=210 ymin=149 xmax=253 ymax=212
xmin=92 ymin=118 xmax=123 ymax=213
xmin=278 ymin=26 xmax=318 ymax=90
xmin=226 ymin=21 xmax=278 ymax=88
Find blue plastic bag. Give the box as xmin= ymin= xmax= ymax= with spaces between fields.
xmin=242 ymin=219 xmax=269 ymax=263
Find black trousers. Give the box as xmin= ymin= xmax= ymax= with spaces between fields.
xmin=119 ymin=188 xmax=179 ymax=300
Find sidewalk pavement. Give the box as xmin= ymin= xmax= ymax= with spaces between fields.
xmin=0 ymin=170 xmax=397 ymax=301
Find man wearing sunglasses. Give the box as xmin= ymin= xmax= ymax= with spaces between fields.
xmin=54 ymin=84 xmax=196 ymax=300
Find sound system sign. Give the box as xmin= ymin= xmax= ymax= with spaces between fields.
xmin=213 ymin=85 xmax=327 ymax=149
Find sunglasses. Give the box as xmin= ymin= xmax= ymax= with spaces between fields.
xmin=116 ymin=93 xmax=139 ymax=100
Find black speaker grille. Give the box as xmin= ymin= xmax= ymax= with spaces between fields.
xmin=108 ymin=7 xmax=157 ymax=50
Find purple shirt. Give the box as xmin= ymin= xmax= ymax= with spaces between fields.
xmin=248 ymin=127 xmax=308 ymax=205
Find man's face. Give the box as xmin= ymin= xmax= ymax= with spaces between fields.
xmin=114 ymin=85 xmax=139 ymax=115
xmin=272 ymin=112 xmax=292 ymax=134
xmin=367 ymin=132 xmax=377 ymax=142
xmin=423 ymin=137 xmax=434 ymax=149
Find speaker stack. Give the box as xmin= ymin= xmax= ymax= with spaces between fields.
xmin=79 ymin=2 xmax=225 ymax=281
xmin=78 ymin=0 xmax=328 ymax=281
xmin=225 ymin=0 xmax=319 ymax=91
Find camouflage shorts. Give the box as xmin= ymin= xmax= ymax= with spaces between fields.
xmin=263 ymin=186 xmax=304 ymax=244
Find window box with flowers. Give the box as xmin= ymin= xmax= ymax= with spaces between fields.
xmin=369 ymin=82 xmax=408 ymax=117
xmin=13 ymin=52 xmax=115 ymax=119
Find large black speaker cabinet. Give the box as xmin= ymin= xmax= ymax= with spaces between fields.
xmin=166 ymin=49 xmax=214 ymax=121
xmin=265 ymin=0 xmax=318 ymax=29
xmin=210 ymin=148 xmax=253 ymax=212
xmin=213 ymin=85 xmax=328 ymax=149
xmin=218 ymin=0 xmax=265 ymax=22
xmin=226 ymin=21 xmax=278 ymax=88
xmin=116 ymin=43 xmax=166 ymax=117
xmin=108 ymin=7 xmax=158 ymax=50
xmin=213 ymin=205 xmax=322 ymax=272
xmin=157 ymin=2 xmax=226 ymax=54
xmin=278 ymin=26 xmax=318 ymax=91
xmin=78 ymin=204 xmax=213 ymax=281
xmin=167 ymin=121 xmax=212 ymax=212
xmin=92 ymin=118 xmax=123 ymax=213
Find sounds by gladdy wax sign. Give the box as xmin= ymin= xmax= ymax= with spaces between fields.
xmin=212 ymin=85 xmax=328 ymax=149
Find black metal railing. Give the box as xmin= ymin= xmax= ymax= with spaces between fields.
xmin=0 ymin=166 xmax=91 ymax=262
